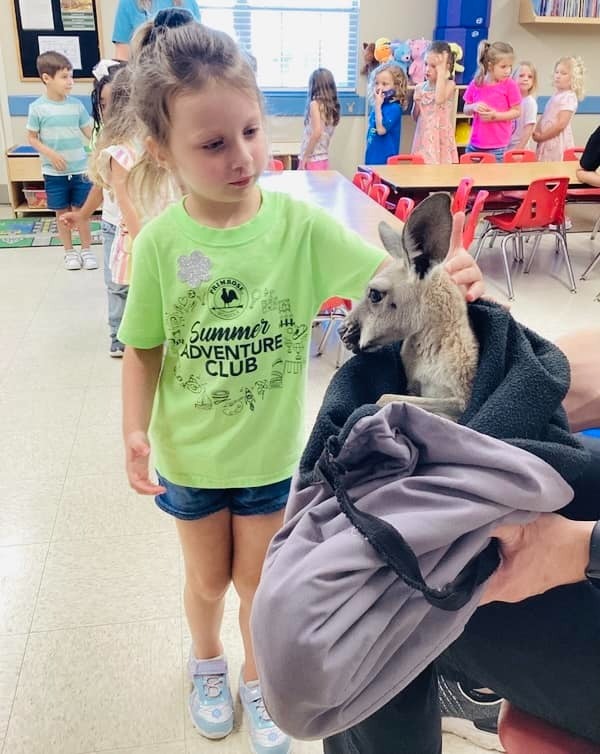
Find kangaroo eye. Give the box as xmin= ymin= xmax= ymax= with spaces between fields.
xmin=368 ymin=288 xmax=385 ymax=303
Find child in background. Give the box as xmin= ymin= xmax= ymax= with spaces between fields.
xmin=534 ymin=56 xmax=585 ymax=162
xmin=509 ymin=61 xmax=538 ymax=151
xmin=463 ymin=41 xmax=521 ymax=161
xmin=364 ymin=62 xmax=408 ymax=164
xmin=62 ymin=59 xmax=129 ymax=356
xmin=26 ymin=51 xmax=97 ymax=271
xmin=118 ymin=17 xmax=482 ymax=754
xmin=411 ymin=41 xmax=458 ymax=164
xmin=298 ymin=67 xmax=340 ymax=170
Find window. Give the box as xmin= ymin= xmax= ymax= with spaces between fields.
xmin=197 ymin=0 xmax=360 ymax=91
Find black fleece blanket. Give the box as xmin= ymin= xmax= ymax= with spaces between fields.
xmin=300 ymin=299 xmax=589 ymax=486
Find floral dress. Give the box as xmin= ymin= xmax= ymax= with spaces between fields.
xmin=411 ymin=82 xmax=458 ymax=164
xmin=536 ymin=90 xmax=578 ymax=162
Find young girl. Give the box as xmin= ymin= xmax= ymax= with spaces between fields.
xmin=509 ymin=61 xmax=538 ymax=151
xmin=411 ymin=41 xmax=458 ymax=164
xmin=463 ymin=41 xmax=521 ymax=161
xmin=364 ymin=62 xmax=408 ymax=164
xmin=61 ymin=59 xmax=128 ymax=356
xmin=298 ymin=67 xmax=340 ymax=170
xmin=118 ymin=17 xmax=482 ymax=754
xmin=534 ymin=56 xmax=585 ymax=162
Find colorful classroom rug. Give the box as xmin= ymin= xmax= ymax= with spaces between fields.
xmin=0 ymin=217 xmax=102 ymax=249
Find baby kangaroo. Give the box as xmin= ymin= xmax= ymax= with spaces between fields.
xmin=340 ymin=192 xmax=479 ymax=421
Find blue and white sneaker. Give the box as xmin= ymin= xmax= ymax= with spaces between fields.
xmin=239 ymin=672 xmax=292 ymax=754
xmin=187 ymin=652 xmax=234 ymax=739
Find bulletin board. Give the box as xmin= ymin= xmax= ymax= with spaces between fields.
xmin=11 ymin=0 xmax=104 ymax=81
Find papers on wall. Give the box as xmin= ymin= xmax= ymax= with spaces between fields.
xmin=38 ymin=35 xmax=82 ymax=69
xmin=60 ymin=0 xmax=96 ymax=31
xmin=19 ymin=0 xmax=54 ymax=29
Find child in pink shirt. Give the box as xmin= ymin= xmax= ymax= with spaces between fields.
xmin=463 ymin=40 xmax=521 ymax=161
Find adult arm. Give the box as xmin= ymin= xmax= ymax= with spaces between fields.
xmin=555 ymin=329 xmax=600 ymax=432
xmin=576 ymin=125 xmax=600 ymax=184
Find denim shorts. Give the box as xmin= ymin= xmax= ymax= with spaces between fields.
xmin=44 ymin=173 xmax=92 ymax=210
xmin=465 ymin=144 xmax=506 ymax=162
xmin=155 ymin=473 xmax=292 ymax=520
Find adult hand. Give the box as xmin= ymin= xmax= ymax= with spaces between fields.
xmin=481 ymin=514 xmax=594 ymax=604
xmin=444 ymin=211 xmax=485 ymax=302
xmin=125 ymin=430 xmax=167 ymax=496
xmin=50 ymin=153 xmax=67 ymax=171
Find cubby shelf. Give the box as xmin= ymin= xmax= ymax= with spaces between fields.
xmin=519 ymin=0 xmax=600 ymax=23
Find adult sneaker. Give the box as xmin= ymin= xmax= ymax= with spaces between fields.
xmin=239 ymin=671 xmax=292 ymax=754
xmin=80 ymin=249 xmax=99 ymax=270
xmin=187 ymin=652 xmax=234 ymax=740
xmin=439 ymin=674 xmax=504 ymax=751
xmin=64 ymin=250 xmax=82 ymax=270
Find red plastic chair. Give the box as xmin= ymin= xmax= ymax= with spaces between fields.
xmin=314 ymin=297 xmax=352 ymax=368
xmin=499 ymin=701 xmax=600 ymax=754
xmin=368 ymin=182 xmax=391 ymax=206
xmin=462 ymin=189 xmax=489 ymax=249
xmin=460 ymin=152 xmax=497 ymax=164
xmin=352 ymin=171 xmax=373 ymax=194
xmin=267 ymin=158 xmax=284 ymax=170
xmin=394 ymin=196 xmax=415 ymax=221
xmin=563 ymin=147 xmax=585 ymax=162
xmin=503 ymin=149 xmax=537 ymax=163
xmin=451 ymin=177 xmax=475 ymax=213
xmin=387 ymin=154 xmax=426 ymax=165
xmin=473 ymin=176 xmax=575 ymax=300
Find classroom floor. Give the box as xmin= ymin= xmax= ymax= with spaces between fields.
xmin=0 ymin=201 xmax=599 ymax=754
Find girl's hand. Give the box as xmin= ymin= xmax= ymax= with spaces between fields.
xmin=480 ymin=109 xmax=498 ymax=122
xmin=374 ymin=87 xmax=384 ymax=108
xmin=435 ymin=52 xmax=448 ymax=71
xmin=474 ymin=102 xmax=491 ymax=114
xmin=413 ymin=89 xmax=423 ymax=103
xmin=60 ymin=210 xmax=81 ymax=229
xmin=297 ymin=159 xmax=306 ymax=170
xmin=125 ymin=430 xmax=167 ymax=496
xmin=444 ymin=211 xmax=485 ymax=302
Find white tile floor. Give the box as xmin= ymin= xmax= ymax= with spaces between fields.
xmin=0 ymin=203 xmax=599 ymax=754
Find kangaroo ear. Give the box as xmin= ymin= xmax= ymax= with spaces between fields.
xmin=401 ymin=193 xmax=453 ymax=276
xmin=378 ymin=221 xmax=408 ymax=265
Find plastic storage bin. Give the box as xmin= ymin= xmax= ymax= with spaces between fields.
xmin=23 ymin=186 xmax=48 ymax=209
xmin=434 ymin=26 xmax=487 ymax=84
xmin=436 ymin=0 xmax=491 ymax=27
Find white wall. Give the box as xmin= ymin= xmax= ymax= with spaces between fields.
xmin=2 ymin=0 xmax=599 ymax=193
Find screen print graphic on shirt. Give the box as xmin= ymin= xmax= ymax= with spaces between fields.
xmin=167 ymin=250 xmax=309 ymax=417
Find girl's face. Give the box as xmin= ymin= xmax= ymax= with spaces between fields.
xmin=554 ymin=63 xmax=572 ymax=91
xmin=375 ymin=70 xmax=395 ymax=93
xmin=425 ymin=53 xmax=441 ymax=82
xmin=489 ymin=56 xmax=513 ymax=82
xmin=100 ymin=82 xmax=113 ymax=117
xmin=157 ymin=81 xmax=268 ymax=214
xmin=516 ymin=66 xmax=534 ymax=95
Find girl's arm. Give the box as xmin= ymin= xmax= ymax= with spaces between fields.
xmin=412 ymin=87 xmax=422 ymax=122
xmin=299 ymin=100 xmax=323 ymax=166
xmin=481 ymin=105 xmax=520 ymax=122
xmin=111 ymin=158 xmax=142 ymax=239
xmin=515 ymin=123 xmax=535 ymax=149
xmin=532 ymin=110 xmax=573 ymax=143
xmin=122 ymin=345 xmax=166 ymax=495
xmin=373 ymin=87 xmax=387 ymax=134
xmin=434 ymin=55 xmax=455 ymax=105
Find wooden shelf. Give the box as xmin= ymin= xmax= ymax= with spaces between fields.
xmin=519 ymin=0 xmax=600 ymax=23
xmin=14 ymin=204 xmax=54 ymax=215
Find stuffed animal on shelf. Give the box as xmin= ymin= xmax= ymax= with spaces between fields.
xmin=361 ymin=42 xmax=378 ymax=76
xmin=408 ymin=38 xmax=430 ymax=85
xmin=391 ymin=40 xmax=411 ymax=77
xmin=374 ymin=37 xmax=393 ymax=63
xmin=449 ymin=42 xmax=465 ymax=76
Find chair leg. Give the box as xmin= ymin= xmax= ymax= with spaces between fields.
xmin=500 ymin=236 xmax=515 ymax=300
xmin=581 ymin=249 xmax=600 ymax=280
xmin=316 ymin=319 xmax=334 ymax=356
xmin=524 ymin=235 xmax=541 ymax=273
xmin=474 ymin=228 xmax=494 ymax=262
xmin=590 ymin=214 xmax=600 ymax=241
xmin=556 ymin=233 xmax=577 ymax=293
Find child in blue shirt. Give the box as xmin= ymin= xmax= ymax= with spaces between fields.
xmin=364 ymin=62 xmax=408 ymax=165
xmin=26 ymin=51 xmax=96 ymax=272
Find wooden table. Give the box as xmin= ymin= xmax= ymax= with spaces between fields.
xmin=259 ymin=170 xmax=403 ymax=246
xmin=359 ymin=161 xmax=584 ymax=193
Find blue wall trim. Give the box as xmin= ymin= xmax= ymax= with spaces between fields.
xmin=8 ymin=92 xmax=367 ymax=118
xmin=8 ymin=93 xmax=600 ymax=118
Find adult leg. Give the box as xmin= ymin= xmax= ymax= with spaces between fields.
xmin=323 ymin=666 xmax=442 ymax=754
xmin=439 ymin=436 xmax=600 ymax=743
xmin=175 ymin=509 xmax=233 ymax=658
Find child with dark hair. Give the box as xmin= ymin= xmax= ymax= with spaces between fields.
xmin=27 ymin=51 xmax=97 ymax=271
